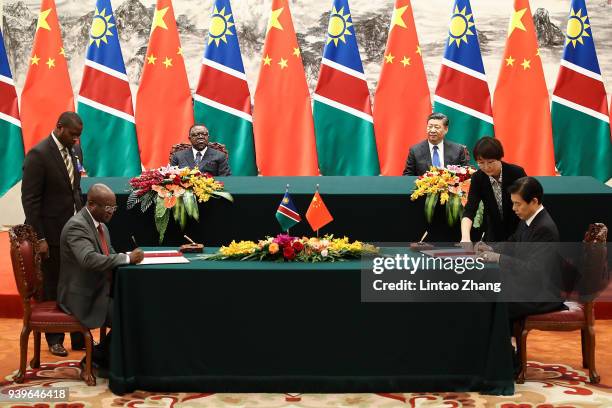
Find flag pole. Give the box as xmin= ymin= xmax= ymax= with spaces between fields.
xmin=316 ymin=184 xmax=320 ymax=238
xmin=286 ymin=183 xmax=290 ymax=234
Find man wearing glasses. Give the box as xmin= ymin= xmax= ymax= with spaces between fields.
xmin=402 ymin=112 xmax=469 ymax=176
xmin=57 ymin=183 xmax=144 ymax=378
xmin=170 ymin=124 xmax=231 ymax=176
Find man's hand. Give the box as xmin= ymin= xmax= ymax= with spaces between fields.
xmin=481 ymin=251 xmax=500 ymax=263
xmin=37 ymin=239 xmax=49 ymax=259
xmin=474 ymin=242 xmax=493 ymax=254
xmin=129 ymin=248 xmax=145 ymax=264
xmin=456 ymin=241 xmax=474 ymax=251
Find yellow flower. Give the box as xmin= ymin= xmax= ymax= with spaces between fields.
xmin=219 ymin=240 xmax=258 ymax=256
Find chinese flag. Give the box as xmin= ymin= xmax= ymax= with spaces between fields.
xmin=253 ymin=0 xmax=319 ymax=175
xmin=493 ymin=0 xmax=555 ymax=175
xmin=20 ymin=0 xmax=74 ymax=152
xmin=136 ymin=0 xmax=194 ymax=168
xmin=373 ymin=0 xmax=431 ymax=176
xmin=306 ymin=191 xmax=333 ymax=231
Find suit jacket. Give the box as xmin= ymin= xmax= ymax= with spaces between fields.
xmin=463 ymin=162 xmax=527 ymax=241
xmin=497 ymin=208 xmax=565 ymax=318
xmin=58 ymin=208 xmax=127 ymax=328
xmin=21 ymin=135 xmax=83 ymax=246
xmin=402 ymin=139 xmax=469 ymax=176
xmin=170 ymin=146 xmax=231 ymax=176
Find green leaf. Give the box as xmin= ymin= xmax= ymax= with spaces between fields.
xmin=173 ymin=197 xmax=182 ymax=222
xmin=446 ymin=194 xmax=462 ymax=227
xmin=127 ymin=190 xmax=141 ymax=210
xmin=183 ymin=190 xmax=197 ymax=217
xmin=424 ymin=193 xmax=438 ymax=224
xmin=473 ymin=201 xmax=484 ymax=229
xmin=179 ymin=200 xmax=188 ymax=230
xmin=213 ymin=191 xmax=234 ymax=203
xmin=140 ymin=191 xmax=156 ymax=212
xmin=155 ymin=196 xmax=166 ymax=218
xmin=155 ymin=209 xmax=170 ymax=243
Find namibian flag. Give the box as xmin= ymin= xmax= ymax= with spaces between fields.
xmin=434 ymin=0 xmax=493 ymax=163
xmin=0 ymin=28 xmax=24 ymax=197
xmin=195 ymin=0 xmax=257 ymax=176
xmin=551 ymin=0 xmax=612 ymax=182
xmin=78 ymin=0 xmax=141 ymax=176
xmin=276 ymin=191 xmax=301 ymax=231
xmin=313 ymin=0 xmax=379 ymax=175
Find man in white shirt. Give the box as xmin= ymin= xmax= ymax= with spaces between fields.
xmin=402 ymin=112 xmax=469 ymax=176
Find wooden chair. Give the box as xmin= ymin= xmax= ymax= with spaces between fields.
xmin=514 ymin=223 xmax=608 ymax=384
xmin=169 ymin=142 xmax=229 ymax=163
xmin=9 ymin=225 xmax=97 ymax=386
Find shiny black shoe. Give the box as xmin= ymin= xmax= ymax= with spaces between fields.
xmin=49 ymin=344 xmax=68 ymax=357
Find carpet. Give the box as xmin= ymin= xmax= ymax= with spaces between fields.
xmin=0 ymin=360 xmax=611 ymax=407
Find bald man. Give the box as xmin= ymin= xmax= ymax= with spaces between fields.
xmin=58 ymin=183 xmax=143 ymax=375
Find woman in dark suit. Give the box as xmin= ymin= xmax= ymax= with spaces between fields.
xmin=461 ymin=137 xmax=527 ymax=242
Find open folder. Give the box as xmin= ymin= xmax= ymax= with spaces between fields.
xmin=135 ymin=250 xmax=190 ymax=265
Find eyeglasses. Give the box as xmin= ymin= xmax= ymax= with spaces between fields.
xmin=190 ymin=132 xmax=209 ymax=137
xmin=103 ymin=205 xmax=118 ymax=212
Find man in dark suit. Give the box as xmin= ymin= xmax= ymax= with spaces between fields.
xmin=170 ymin=124 xmax=231 ymax=176
xmin=477 ymin=177 xmax=566 ymax=319
xmin=58 ymin=184 xmax=144 ymax=374
xmin=402 ymin=112 xmax=469 ymax=176
xmin=21 ymin=111 xmax=85 ymax=356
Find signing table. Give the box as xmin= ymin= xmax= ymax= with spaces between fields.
xmin=83 ymin=176 xmax=612 ymax=252
xmin=109 ymin=249 xmax=514 ymax=395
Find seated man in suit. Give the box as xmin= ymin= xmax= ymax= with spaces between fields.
xmin=58 ymin=183 xmax=144 ymax=375
xmin=402 ymin=112 xmax=469 ymax=176
xmin=170 ymin=124 xmax=231 ymax=176
xmin=477 ymin=177 xmax=566 ymax=320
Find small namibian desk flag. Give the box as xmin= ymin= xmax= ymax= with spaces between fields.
xmin=276 ymin=191 xmax=301 ymax=231
xmin=306 ymin=191 xmax=333 ymax=232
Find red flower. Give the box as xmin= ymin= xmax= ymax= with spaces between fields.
xmin=173 ymin=175 xmax=181 ymax=185
xmin=283 ymin=246 xmax=296 ymax=260
xmin=292 ymin=241 xmax=304 ymax=252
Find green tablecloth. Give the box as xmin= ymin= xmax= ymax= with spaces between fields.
xmin=82 ymin=176 xmax=612 ymax=251
xmin=109 ymin=248 xmax=514 ymax=395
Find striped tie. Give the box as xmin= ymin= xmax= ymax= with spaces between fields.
xmin=61 ymin=147 xmax=75 ymax=188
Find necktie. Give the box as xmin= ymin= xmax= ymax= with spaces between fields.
xmin=97 ymin=225 xmax=110 ymax=256
xmin=61 ymin=147 xmax=75 ymax=188
xmin=432 ymin=145 xmax=441 ymax=168
xmin=195 ymin=151 xmax=203 ymax=166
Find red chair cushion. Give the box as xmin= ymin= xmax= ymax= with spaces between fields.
xmin=526 ymin=302 xmax=585 ymax=323
xmin=31 ymin=301 xmax=82 ymax=325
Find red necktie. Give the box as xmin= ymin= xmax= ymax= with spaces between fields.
xmin=97 ymin=225 xmax=110 ymax=256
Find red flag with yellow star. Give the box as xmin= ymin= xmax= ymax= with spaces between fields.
xmin=135 ymin=0 xmax=194 ymax=168
xmin=493 ymin=0 xmax=555 ymax=175
xmin=253 ymin=0 xmax=319 ymax=175
xmin=306 ymin=191 xmax=333 ymax=232
xmin=373 ymin=0 xmax=431 ymax=176
xmin=20 ymin=0 xmax=74 ymax=151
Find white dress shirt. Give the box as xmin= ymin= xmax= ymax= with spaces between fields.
xmin=525 ymin=205 xmax=545 ymax=227
xmin=428 ymin=141 xmax=444 ymax=168
xmin=192 ymin=147 xmax=208 ymax=164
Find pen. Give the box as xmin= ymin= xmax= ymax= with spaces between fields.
xmin=479 ymin=232 xmax=485 ymax=242
xmin=131 ymin=235 xmax=138 ymax=249
xmin=419 ymin=231 xmax=428 ymax=243
xmin=184 ymin=235 xmax=196 ymax=244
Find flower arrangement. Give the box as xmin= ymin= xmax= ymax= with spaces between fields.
xmin=410 ymin=165 xmax=476 ymax=226
xmin=202 ymin=233 xmax=378 ymax=262
xmin=127 ymin=166 xmax=233 ymax=242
